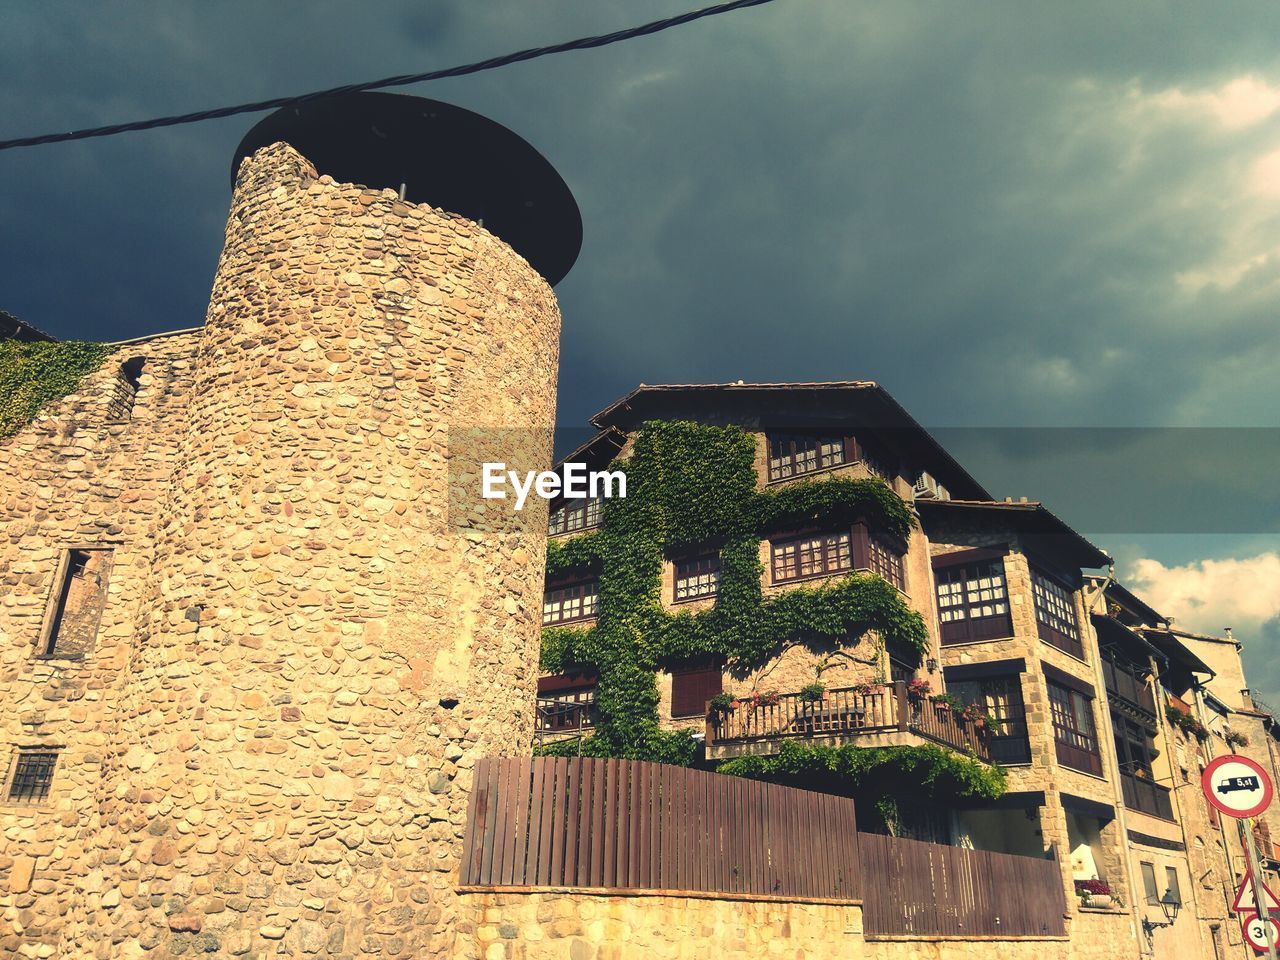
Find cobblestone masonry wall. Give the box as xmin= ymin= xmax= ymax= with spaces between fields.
xmin=0 ymin=142 xmax=562 ymax=958
xmin=0 ymin=331 xmax=203 ymax=957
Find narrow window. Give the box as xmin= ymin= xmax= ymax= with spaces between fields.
xmin=1048 ymin=679 xmax=1102 ymax=775
xmin=1140 ymin=862 xmax=1159 ymax=904
xmin=7 ymin=748 xmax=59 ymax=804
xmin=1033 ymin=568 xmax=1083 ymax=658
xmin=767 ymin=433 xmax=853 ymax=481
xmin=674 ymin=554 xmax=720 ymax=602
xmin=934 ymin=559 xmax=1011 ymax=644
xmin=670 ymin=658 xmax=724 ymax=718
xmin=1164 ymin=866 xmax=1182 ymax=905
xmin=41 ymin=549 xmax=113 ymax=659
xmin=107 ymin=357 xmax=146 ymax=422
xmin=868 ymin=536 xmax=905 ymax=590
xmin=542 ymin=581 xmax=599 ymax=626
xmin=772 ymin=531 xmax=852 ymax=582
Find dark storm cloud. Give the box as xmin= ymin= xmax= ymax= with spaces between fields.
xmin=5 ymin=0 xmax=1280 ymax=431
xmin=6 ymin=2 xmax=1280 ymax=700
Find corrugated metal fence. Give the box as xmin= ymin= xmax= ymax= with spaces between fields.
xmin=460 ymin=756 xmax=861 ymax=900
xmin=859 ymin=832 xmax=1067 ymax=937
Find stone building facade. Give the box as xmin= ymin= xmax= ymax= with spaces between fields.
xmin=538 ymin=383 xmax=1280 ymax=960
xmin=0 ymin=132 xmax=562 ymax=958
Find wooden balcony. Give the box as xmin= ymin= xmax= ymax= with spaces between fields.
xmin=705 ymin=680 xmax=991 ymax=762
xmin=534 ymin=692 xmax=597 ymax=745
xmin=1120 ymin=772 xmax=1174 ymax=820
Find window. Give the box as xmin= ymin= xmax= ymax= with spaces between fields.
xmin=1140 ymin=862 xmax=1159 ymax=904
xmin=1033 ymin=568 xmax=1083 ymax=658
xmin=536 ymin=673 xmax=597 ymax=736
xmin=1114 ymin=714 xmax=1172 ymax=818
xmin=107 ymin=357 xmax=146 ymax=422
xmin=934 ymin=559 xmax=1011 ymax=644
xmin=868 ymin=537 xmax=905 ymax=590
xmin=674 ymin=554 xmax=720 ymax=602
xmin=772 ymin=531 xmax=852 ymax=582
xmin=548 ymin=494 xmax=603 ymax=536
xmin=1165 ymin=866 xmax=1182 ymax=905
xmin=41 ymin=548 xmax=113 ymax=659
xmin=1048 ymin=679 xmax=1102 ymax=775
xmin=670 ymin=659 xmax=724 ymax=718
xmin=542 ymin=581 xmax=599 ymax=625
xmin=7 ymin=749 xmax=59 ymax=804
xmin=948 ymin=675 xmax=1031 ymax=764
xmin=767 ymin=433 xmax=852 ymax=481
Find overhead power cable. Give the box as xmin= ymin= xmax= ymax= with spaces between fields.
xmin=0 ymin=0 xmax=779 ymax=152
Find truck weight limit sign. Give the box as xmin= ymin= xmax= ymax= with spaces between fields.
xmin=1202 ymin=755 xmax=1274 ymax=819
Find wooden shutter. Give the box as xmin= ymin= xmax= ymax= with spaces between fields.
xmin=670 ymin=659 xmax=724 ymax=718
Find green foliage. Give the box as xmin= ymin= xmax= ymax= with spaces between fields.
xmin=539 ymin=419 xmax=930 ymax=764
xmin=545 ymin=533 xmax=604 ymax=578
xmin=758 ymin=476 xmax=915 ymax=542
xmin=717 ymin=740 xmax=1007 ymax=803
xmin=0 ymin=340 xmax=112 ymax=437
xmin=534 ymin=728 xmax=700 ymax=766
xmin=798 ymin=682 xmax=826 ymax=703
xmin=1165 ymin=705 xmax=1209 ymax=742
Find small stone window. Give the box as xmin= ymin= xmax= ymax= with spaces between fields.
xmin=7 ymin=748 xmax=59 ymax=804
xmin=106 ymin=357 xmax=146 ymax=422
xmin=39 ymin=549 xmax=113 ymax=659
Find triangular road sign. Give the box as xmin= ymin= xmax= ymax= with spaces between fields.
xmin=1232 ymin=875 xmax=1280 ymax=913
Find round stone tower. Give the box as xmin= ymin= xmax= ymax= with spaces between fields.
xmin=75 ymin=95 xmax=577 ymax=958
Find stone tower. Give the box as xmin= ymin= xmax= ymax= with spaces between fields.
xmin=0 ymin=94 xmax=577 ymax=958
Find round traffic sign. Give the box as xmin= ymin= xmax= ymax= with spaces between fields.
xmin=1202 ymin=755 xmax=1274 ymax=819
xmin=1242 ymin=911 xmax=1280 ymax=953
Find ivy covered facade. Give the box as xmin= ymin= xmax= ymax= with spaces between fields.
xmin=534 ymin=382 xmax=1208 ymax=911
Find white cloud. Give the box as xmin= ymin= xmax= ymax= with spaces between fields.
xmin=1127 ymin=551 xmax=1280 ymax=635
xmin=1148 ymin=75 xmax=1280 ymax=130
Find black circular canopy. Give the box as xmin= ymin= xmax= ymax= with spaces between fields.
xmin=232 ymin=93 xmax=582 ymax=286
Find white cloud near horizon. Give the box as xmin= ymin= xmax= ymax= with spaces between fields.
xmin=1128 ymin=551 xmax=1280 ymax=635
xmin=1126 ymin=552 xmax=1280 ymax=705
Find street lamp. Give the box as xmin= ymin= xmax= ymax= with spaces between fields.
xmin=1142 ymin=890 xmax=1181 ymax=937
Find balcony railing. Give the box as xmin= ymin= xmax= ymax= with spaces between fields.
xmin=706 ymin=681 xmax=990 ymax=761
xmin=1102 ymin=657 xmax=1156 ymax=715
xmin=534 ymin=692 xmax=596 ymax=743
xmin=1120 ymin=772 xmax=1174 ymax=820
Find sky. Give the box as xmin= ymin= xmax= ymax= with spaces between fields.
xmin=2 ymin=1 xmax=1279 ymax=702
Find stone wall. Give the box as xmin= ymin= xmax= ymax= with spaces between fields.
xmin=456 ymin=889 xmax=1146 ymax=960
xmin=0 ymin=329 xmax=202 ymax=957
xmin=0 ymin=140 xmax=562 ymax=958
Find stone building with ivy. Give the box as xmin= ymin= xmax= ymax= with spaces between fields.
xmin=537 ymin=380 xmax=1280 ymax=960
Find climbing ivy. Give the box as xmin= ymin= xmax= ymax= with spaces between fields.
xmin=537 ymin=419 xmax=929 ymax=763
xmin=717 ymin=740 xmax=1007 ymax=803
xmin=0 ymin=340 xmax=112 ymax=437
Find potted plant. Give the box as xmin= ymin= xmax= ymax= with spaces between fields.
xmin=1226 ymin=730 xmax=1250 ymax=748
xmin=707 ymin=693 xmax=736 ymax=719
xmin=851 ymin=682 xmax=876 ymax=697
xmin=744 ymin=690 xmax=781 ymax=711
xmin=1074 ymin=879 xmax=1112 ymax=908
xmin=798 ymin=682 xmax=826 ymax=704
xmin=906 ymin=678 xmax=932 ymax=701
xmin=930 ymin=693 xmax=965 ymax=714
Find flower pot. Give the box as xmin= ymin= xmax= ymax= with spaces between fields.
xmin=1082 ymin=893 xmax=1112 ymax=908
